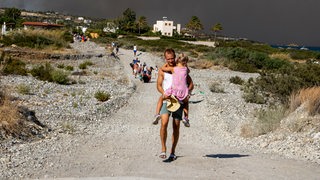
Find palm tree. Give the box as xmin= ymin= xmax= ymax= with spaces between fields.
xmin=185 ymin=16 xmax=203 ymax=37
xmin=211 ymin=23 xmax=223 ymax=43
xmin=137 ymin=16 xmax=147 ymax=34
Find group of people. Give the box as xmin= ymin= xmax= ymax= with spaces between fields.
xmin=153 ymin=48 xmax=194 ymax=161
xmin=129 ymin=57 xmax=157 ymax=83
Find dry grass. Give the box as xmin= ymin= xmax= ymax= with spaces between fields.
xmin=289 ymin=86 xmax=320 ymax=116
xmin=188 ymin=59 xmax=214 ymax=69
xmin=0 ymin=90 xmax=23 ymax=138
xmin=269 ymin=53 xmax=292 ymax=61
xmin=241 ymin=106 xmax=287 ymax=138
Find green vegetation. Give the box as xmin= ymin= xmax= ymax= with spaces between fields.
xmin=16 ymin=84 xmax=31 ymax=95
xmin=79 ymin=60 xmax=94 ymax=70
xmin=0 ymin=8 xmax=23 ymax=28
xmin=30 ymin=62 xmax=70 ymax=85
xmin=209 ymin=82 xmax=225 ymax=93
xmin=94 ymin=91 xmax=110 ymax=102
xmin=1 ymin=57 xmax=28 ymax=76
xmin=229 ymin=76 xmax=244 ymax=85
xmin=241 ymin=106 xmax=287 ymax=137
xmin=1 ymin=29 xmax=72 ymax=49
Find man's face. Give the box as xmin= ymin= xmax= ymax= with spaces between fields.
xmin=165 ymin=52 xmax=175 ymax=67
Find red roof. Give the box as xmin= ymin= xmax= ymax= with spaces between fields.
xmin=22 ymin=22 xmax=64 ymax=27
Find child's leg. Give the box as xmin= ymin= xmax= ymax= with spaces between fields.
xmin=153 ymin=95 xmax=164 ymax=125
xmin=183 ymin=97 xmax=189 ymax=119
xmin=156 ymin=95 xmax=163 ymax=115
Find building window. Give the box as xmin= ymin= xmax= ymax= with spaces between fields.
xmin=168 ymin=23 xmax=171 ymax=26
xmin=168 ymin=33 xmax=171 ymax=36
xmin=165 ymin=23 xmax=167 ymax=26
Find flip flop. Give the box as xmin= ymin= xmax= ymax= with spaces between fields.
xmin=159 ymin=152 xmax=166 ymax=159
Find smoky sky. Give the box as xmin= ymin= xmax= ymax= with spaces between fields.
xmin=1 ymin=0 xmax=319 ymax=46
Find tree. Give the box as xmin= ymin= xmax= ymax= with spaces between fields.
xmin=185 ymin=16 xmax=203 ymax=37
xmin=117 ymin=8 xmax=136 ymax=32
xmin=136 ymin=16 xmax=149 ymax=34
xmin=0 ymin=8 xmax=22 ymax=28
xmin=211 ymin=23 xmax=223 ymax=43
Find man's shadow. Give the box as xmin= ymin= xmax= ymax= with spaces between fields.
xmin=205 ymin=154 xmax=250 ymax=158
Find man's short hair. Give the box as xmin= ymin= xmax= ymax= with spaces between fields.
xmin=164 ymin=48 xmax=176 ymax=58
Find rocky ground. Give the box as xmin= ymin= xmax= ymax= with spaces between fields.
xmin=0 ymin=41 xmax=319 ymax=179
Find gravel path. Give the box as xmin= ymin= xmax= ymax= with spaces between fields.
xmin=0 ymin=41 xmax=319 ymax=179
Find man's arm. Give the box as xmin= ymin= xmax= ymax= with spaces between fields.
xmin=157 ymin=68 xmax=165 ymax=95
xmin=161 ymin=63 xmax=173 ymax=73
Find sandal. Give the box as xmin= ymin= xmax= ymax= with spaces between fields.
xmin=169 ymin=153 xmax=177 ymax=160
xmin=159 ymin=152 xmax=166 ymax=159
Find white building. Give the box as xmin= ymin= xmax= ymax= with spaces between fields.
xmin=153 ymin=17 xmax=180 ymax=37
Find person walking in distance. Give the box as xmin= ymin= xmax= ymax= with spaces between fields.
xmin=133 ymin=45 xmax=137 ymax=56
xmin=155 ymin=48 xmax=194 ymax=160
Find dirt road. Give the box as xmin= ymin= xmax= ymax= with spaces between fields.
xmin=37 ymin=46 xmax=320 ymax=179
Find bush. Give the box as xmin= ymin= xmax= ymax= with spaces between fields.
xmin=289 ymin=87 xmax=320 ymax=116
xmin=51 ymin=69 xmax=70 ymax=85
xmin=79 ymin=61 xmax=94 ymax=70
xmin=230 ymin=76 xmax=244 ymax=85
xmin=16 ymin=84 xmax=31 ymax=95
xmin=79 ymin=63 xmax=87 ymax=70
xmin=30 ymin=62 xmax=70 ymax=84
xmin=209 ymin=82 xmax=225 ymax=93
xmin=64 ymin=65 xmax=74 ymax=71
xmin=30 ymin=63 xmax=53 ymax=82
xmin=0 ymin=29 xmax=71 ymax=49
xmin=242 ymin=78 xmax=266 ymax=104
xmin=94 ymin=91 xmax=110 ymax=102
xmin=1 ymin=57 xmax=28 ymax=76
xmin=241 ymin=106 xmax=287 ymax=137
xmin=57 ymin=63 xmax=65 ymax=69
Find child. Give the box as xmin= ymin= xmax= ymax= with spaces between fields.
xmin=153 ymin=53 xmax=191 ymax=127
xmin=154 ymin=65 xmax=159 ymax=78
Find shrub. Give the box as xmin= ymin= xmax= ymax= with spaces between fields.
xmin=241 ymin=106 xmax=287 ymax=137
xmin=0 ymin=29 xmax=70 ymax=49
xmin=30 ymin=62 xmax=70 ymax=84
xmin=30 ymin=62 xmax=53 ymax=82
xmin=94 ymin=91 xmax=110 ymax=102
xmin=230 ymin=76 xmax=244 ymax=85
xmin=209 ymin=82 xmax=225 ymax=93
xmin=79 ymin=61 xmax=94 ymax=70
xmin=79 ymin=63 xmax=87 ymax=70
xmin=289 ymin=87 xmax=320 ymax=116
xmin=242 ymin=78 xmax=266 ymax=104
xmin=0 ymin=89 xmax=22 ymax=140
xmin=51 ymin=69 xmax=70 ymax=85
xmin=1 ymin=57 xmax=28 ymax=76
xmin=57 ymin=63 xmax=65 ymax=69
xmin=16 ymin=84 xmax=31 ymax=95
xmin=64 ymin=65 xmax=74 ymax=71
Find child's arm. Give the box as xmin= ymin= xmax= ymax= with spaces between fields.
xmin=161 ymin=63 xmax=174 ymax=73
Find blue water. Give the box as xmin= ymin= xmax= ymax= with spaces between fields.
xmin=271 ymin=45 xmax=320 ymax=52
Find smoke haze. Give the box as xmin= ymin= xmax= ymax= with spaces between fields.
xmin=1 ymin=0 xmax=319 ymax=46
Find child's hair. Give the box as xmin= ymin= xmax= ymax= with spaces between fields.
xmin=177 ymin=53 xmax=189 ymax=65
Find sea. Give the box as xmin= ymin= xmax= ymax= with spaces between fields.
xmin=271 ymin=45 xmax=320 ymax=52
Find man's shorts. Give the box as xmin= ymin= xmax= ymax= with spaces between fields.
xmin=160 ymin=102 xmax=183 ymax=120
